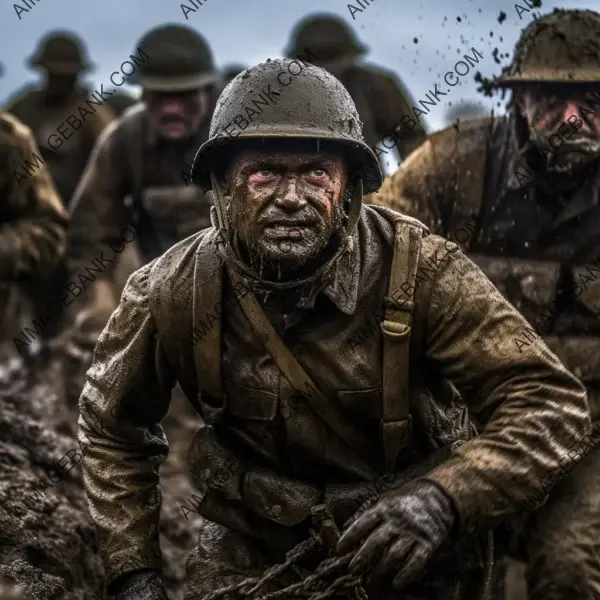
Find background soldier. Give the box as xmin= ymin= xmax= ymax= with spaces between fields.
xmin=76 ymin=59 xmax=591 ymax=600
xmin=284 ymin=13 xmax=427 ymax=168
xmin=64 ymin=24 xmax=221 ymax=590
xmin=5 ymin=31 xmax=114 ymax=205
xmin=369 ymin=8 xmax=600 ymax=600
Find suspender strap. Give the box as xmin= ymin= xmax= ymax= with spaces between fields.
xmin=381 ymin=220 xmax=424 ymax=470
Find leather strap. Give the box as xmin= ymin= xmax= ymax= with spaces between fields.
xmin=228 ymin=269 xmax=374 ymax=457
xmin=380 ymin=219 xmax=424 ymax=470
xmin=192 ymin=254 xmax=224 ymax=404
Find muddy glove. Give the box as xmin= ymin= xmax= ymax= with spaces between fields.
xmin=113 ymin=571 xmax=169 ymax=600
xmin=337 ymin=479 xmax=455 ymax=590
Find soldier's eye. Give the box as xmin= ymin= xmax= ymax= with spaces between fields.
xmin=250 ymin=169 xmax=277 ymax=182
xmin=310 ymin=168 xmax=327 ymax=177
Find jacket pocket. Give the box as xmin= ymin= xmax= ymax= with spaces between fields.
xmin=337 ymin=388 xmax=382 ymax=421
xmin=226 ymin=382 xmax=279 ymax=422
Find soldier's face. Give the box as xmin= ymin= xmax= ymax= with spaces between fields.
xmin=144 ymin=88 xmax=210 ymax=141
xmin=516 ymin=86 xmax=600 ymax=172
xmin=225 ymin=147 xmax=347 ymax=269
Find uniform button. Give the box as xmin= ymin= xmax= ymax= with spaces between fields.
xmin=271 ymin=505 xmax=282 ymax=518
xmin=203 ymin=469 xmax=211 ymax=479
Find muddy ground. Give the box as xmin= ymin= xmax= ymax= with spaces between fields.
xmin=0 ymin=351 xmax=203 ymax=599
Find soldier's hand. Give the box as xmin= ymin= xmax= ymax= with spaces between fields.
xmin=336 ymin=479 xmax=455 ymax=590
xmin=113 ymin=570 xmax=169 ymax=600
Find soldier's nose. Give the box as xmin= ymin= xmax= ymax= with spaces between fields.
xmin=276 ymin=179 xmax=305 ymax=210
xmin=559 ymin=101 xmax=592 ymax=133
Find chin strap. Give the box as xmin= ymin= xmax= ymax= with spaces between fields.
xmin=209 ymin=172 xmax=231 ymax=237
xmin=345 ymin=177 xmax=363 ymax=236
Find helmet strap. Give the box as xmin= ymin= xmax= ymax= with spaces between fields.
xmin=209 ymin=171 xmax=231 ymax=237
xmin=345 ymin=176 xmax=363 ymax=235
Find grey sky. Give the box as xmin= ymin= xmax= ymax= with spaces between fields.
xmin=1 ymin=0 xmax=597 ymax=134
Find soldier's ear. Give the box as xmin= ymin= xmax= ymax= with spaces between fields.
xmin=513 ymin=88 xmax=527 ymax=117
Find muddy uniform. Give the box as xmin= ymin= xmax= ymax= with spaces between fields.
xmin=77 ymin=201 xmax=592 ymax=598
xmin=0 ymin=110 xmax=68 ymax=346
xmin=370 ymin=114 xmax=600 ymax=597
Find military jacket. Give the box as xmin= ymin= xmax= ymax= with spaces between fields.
xmin=6 ymin=87 xmax=114 ymax=204
xmin=77 ymin=204 xmax=590 ymax=584
xmin=0 ymin=111 xmax=68 ymax=342
xmin=67 ymin=104 xmax=213 ymax=276
xmin=370 ymin=116 xmax=600 ymax=417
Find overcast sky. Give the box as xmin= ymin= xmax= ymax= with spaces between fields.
xmin=1 ymin=0 xmax=597 ymax=134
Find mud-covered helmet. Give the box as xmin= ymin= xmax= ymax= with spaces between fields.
xmin=284 ymin=14 xmax=367 ymax=62
xmin=191 ymin=59 xmax=381 ymax=235
xmin=494 ymin=9 xmax=600 ymax=87
xmin=27 ymin=31 xmax=92 ymax=74
xmin=129 ymin=24 xmax=218 ymax=91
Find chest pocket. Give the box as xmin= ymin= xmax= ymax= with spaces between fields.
xmin=141 ymin=185 xmax=213 ymax=253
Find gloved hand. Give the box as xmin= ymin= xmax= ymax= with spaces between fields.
xmin=336 ymin=479 xmax=455 ymax=590
xmin=113 ymin=570 xmax=169 ymax=600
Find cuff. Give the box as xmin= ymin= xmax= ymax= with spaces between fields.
xmin=104 ymin=545 xmax=163 ymax=589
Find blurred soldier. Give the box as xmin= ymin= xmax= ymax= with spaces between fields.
xmin=444 ymin=100 xmax=489 ymax=127
xmin=105 ymin=91 xmax=139 ymax=118
xmin=284 ymin=14 xmax=427 ymax=162
xmin=65 ymin=25 xmax=221 ymax=580
xmin=0 ymin=109 xmax=67 ymax=366
xmin=76 ymin=59 xmax=592 ymax=600
xmin=369 ymin=9 xmax=600 ymax=600
xmin=5 ymin=31 xmax=114 ymax=205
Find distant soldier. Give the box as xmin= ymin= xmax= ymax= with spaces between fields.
xmin=0 ymin=109 xmax=67 ymax=355
xmin=370 ymin=9 xmax=600 ymax=600
xmin=5 ymin=31 xmax=114 ymax=205
xmin=284 ymin=14 xmax=427 ymax=163
xmin=65 ymin=26 xmax=221 ymax=584
xmin=105 ymin=91 xmax=139 ymax=118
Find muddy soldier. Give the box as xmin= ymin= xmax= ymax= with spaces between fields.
xmin=5 ymin=31 xmax=114 ymax=205
xmin=1 ymin=110 xmax=67 ymax=352
xmin=284 ymin=14 xmax=427 ymax=167
xmin=76 ymin=60 xmax=592 ymax=600
xmin=369 ymin=8 xmax=600 ymax=600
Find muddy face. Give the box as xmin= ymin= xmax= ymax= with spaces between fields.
xmin=144 ymin=88 xmax=211 ymax=141
xmin=516 ymin=85 xmax=600 ymax=173
xmin=225 ymin=147 xmax=347 ymax=274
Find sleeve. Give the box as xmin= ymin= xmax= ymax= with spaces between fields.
xmin=67 ymin=119 xmax=130 ymax=278
xmin=78 ymin=265 xmax=175 ymax=587
xmin=417 ymin=236 xmax=591 ymax=534
xmin=0 ymin=114 xmax=68 ymax=281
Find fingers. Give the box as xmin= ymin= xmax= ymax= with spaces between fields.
xmin=368 ymin=536 xmax=415 ymax=583
xmin=392 ymin=546 xmax=433 ymax=590
xmin=348 ymin=523 xmax=395 ymax=575
xmin=337 ymin=507 xmax=382 ymax=555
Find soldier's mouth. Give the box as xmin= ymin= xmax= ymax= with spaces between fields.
xmin=262 ymin=221 xmax=315 ymax=239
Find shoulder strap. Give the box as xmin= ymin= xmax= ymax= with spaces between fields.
xmin=380 ymin=217 xmax=425 ymax=470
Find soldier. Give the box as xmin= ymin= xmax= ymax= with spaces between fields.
xmin=284 ymin=14 xmax=427 ymax=164
xmin=77 ymin=59 xmax=591 ymax=600
xmin=369 ymin=8 xmax=600 ymax=600
xmin=5 ymin=31 xmax=114 ymax=205
xmin=0 ymin=109 xmax=67 ymax=354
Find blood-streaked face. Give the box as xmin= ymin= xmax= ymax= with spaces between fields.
xmin=225 ymin=147 xmax=347 ymax=269
xmin=144 ymin=88 xmax=211 ymax=141
xmin=516 ymin=85 xmax=600 ymax=172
